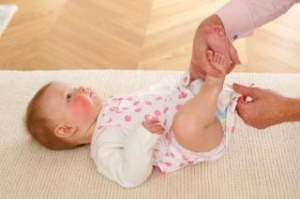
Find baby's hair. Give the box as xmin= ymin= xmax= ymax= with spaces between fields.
xmin=26 ymin=82 xmax=77 ymax=150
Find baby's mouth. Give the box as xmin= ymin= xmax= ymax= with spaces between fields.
xmin=90 ymin=91 xmax=98 ymax=98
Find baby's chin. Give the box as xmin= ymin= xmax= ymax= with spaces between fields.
xmin=89 ymin=91 xmax=102 ymax=111
xmin=90 ymin=92 xmax=101 ymax=103
xmin=95 ymin=98 xmax=103 ymax=113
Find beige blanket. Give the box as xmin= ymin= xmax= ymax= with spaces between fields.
xmin=1 ymin=70 xmax=299 ymax=198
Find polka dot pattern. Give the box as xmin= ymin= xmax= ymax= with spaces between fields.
xmin=124 ymin=115 xmax=132 ymax=122
xmin=93 ymin=72 xmax=237 ymax=174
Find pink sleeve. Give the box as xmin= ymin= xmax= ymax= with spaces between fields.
xmin=216 ymin=0 xmax=298 ymax=41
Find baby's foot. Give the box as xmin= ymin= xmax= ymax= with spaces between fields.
xmin=206 ymin=52 xmax=227 ymax=83
xmin=204 ymin=25 xmax=231 ymax=67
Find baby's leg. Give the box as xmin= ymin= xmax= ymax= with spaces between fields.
xmin=172 ymin=53 xmax=226 ymax=152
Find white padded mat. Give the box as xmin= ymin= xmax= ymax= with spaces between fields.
xmin=0 ymin=70 xmax=299 ymax=199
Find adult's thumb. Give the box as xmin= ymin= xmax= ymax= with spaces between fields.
xmin=229 ymin=44 xmax=241 ymax=64
xmin=232 ymin=83 xmax=256 ymax=97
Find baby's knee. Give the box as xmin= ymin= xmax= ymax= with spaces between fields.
xmin=171 ymin=112 xmax=204 ymax=139
xmin=172 ymin=113 xmax=224 ymax=152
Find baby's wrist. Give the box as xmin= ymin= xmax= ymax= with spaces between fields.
xmin=205 ymin=75 xmax=225 ymax=84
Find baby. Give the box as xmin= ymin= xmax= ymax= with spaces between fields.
xmin=26 ymin=25 xmax=238 ymax=188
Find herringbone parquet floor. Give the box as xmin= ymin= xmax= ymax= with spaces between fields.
xmin=0 ymin=0 xmax=300 ymax=73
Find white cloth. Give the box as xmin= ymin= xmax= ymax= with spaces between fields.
xmin=91 ymin=75 xmax=177 ymax=188
xmin=90 ymin=73 xmax=239 ymax=188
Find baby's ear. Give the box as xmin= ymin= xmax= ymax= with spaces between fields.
xmin=54 ymin=124 xmax=77 ymax=138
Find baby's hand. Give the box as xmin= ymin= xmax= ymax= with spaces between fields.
xmin=142 ymin=119 xmax=165 ymax=135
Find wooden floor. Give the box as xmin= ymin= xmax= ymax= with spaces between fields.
xmin=0 ymin=0 xmax=300 ymax=73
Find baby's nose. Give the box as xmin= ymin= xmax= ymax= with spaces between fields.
xmin=76 ymin=86 xmax=86 ymax=94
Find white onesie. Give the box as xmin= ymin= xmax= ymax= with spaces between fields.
xmin=90 ymin=72 xmax=239 ymax=188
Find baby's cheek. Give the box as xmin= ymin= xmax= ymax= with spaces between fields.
xmin=71 ymin=96 xmax=92 ymax=118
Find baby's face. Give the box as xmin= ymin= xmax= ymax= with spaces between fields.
xmin=41 ymin=81 xmax=102 ymax=128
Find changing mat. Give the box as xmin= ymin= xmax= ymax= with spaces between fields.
xmin=0 ymin=70 xmax=299 ymax=198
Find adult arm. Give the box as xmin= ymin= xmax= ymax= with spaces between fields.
xmin=216 ymin=0 xmax=299 ymax=41
xmin=233 ymin=84 xmax=300 ymax=129
xmin=190 ymin=0 xmax=299 ymax=80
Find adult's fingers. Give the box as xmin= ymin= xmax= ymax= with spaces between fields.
xmin=206 ymin=50 xmax=213 ymax=61
xmin=226 ymin=62 xmax=235 ymax=74
xmin=232 ymin=83 xmax=257 ymax=98
xmin=235 ymin=97 xmax=252 ymax=122
xmin=229 ymin=44 xmax=241 ymax=65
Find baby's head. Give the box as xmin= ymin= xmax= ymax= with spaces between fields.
xmin=26 ymin=81 xmax=102 ymax=150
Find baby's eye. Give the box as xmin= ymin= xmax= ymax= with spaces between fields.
xmin=66 ymin=93 xmax=73 ymax=102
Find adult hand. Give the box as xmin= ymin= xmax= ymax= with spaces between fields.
xmin=232 ymin=83 xmax=289 ymax=129
xmin=190 ymin=14 xmax=240 ymax=80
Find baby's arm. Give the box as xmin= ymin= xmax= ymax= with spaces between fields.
xmin=93 ymin=125 xmax=160 ymax=188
